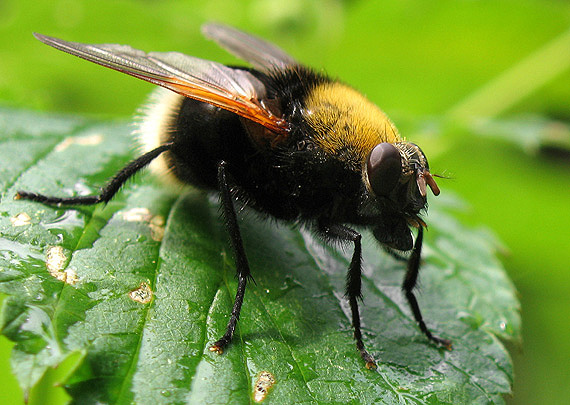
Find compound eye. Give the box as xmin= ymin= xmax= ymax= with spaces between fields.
xmin=366 ymin=143 xmax=402 ymax=197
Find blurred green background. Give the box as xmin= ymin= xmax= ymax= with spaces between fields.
xmin=0 ymin=0 xmax=568 ymax=403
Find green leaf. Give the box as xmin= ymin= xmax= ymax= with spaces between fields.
xmin=0 ymin=107 xmax=519 ymax=404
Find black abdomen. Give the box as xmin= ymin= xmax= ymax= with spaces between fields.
xmin=164 ymin=98 xmax=255 ymax=190
xmin=162 ymin=97 xmax=364 ymax=224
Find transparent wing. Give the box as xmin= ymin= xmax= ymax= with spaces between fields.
xmin=34 ymin=33 xmax=289 ymax=134
xmin=201 ymin=23 xmax=297 ymax=72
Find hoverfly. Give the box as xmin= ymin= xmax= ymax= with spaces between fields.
xmin=16 ymin=24 xmax=449 ymax=369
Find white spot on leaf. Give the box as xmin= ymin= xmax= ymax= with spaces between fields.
xmin=253 ymin=371 xmax=275 ymax=402
xmin=121 ymin=208 xmax=165 ymax=241
xmin=45 ymin=246 xmax=77 ymax=284
xmin=129 ymin=282 xmax=153 ymax=304
xmin=149 ymin=215 xmax=165 ymax=241
xmin=46 ymin=246 xmax=66 ymax=273
xmin=122 ymin=207 xmax=152 ymax=222
xmin=55 ymin=133 xmax=104 ymax=152
xmin=10 ymin=212 xmax=31 ymax=226
xmin=62 ymin=268 xmax=78 ymax=285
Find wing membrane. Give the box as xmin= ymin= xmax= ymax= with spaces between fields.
xmin=202 ymin=23 xmax=297 ymax=72
xmin=33 ymin=33 xmax=289 ymax=134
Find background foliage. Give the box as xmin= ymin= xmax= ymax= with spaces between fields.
xmin=0 ymin=0 xmax=569 ymax=403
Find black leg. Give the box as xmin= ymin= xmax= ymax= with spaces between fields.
xmin=321 ymin=224 xmax=377 ymax=369
xmin=15 ymin=143 xmax=173 ymax=206
xmin=209 ymin=161 xmax=252 ymax=354
xmin=403 ymin=227 xmax=452 ymax=349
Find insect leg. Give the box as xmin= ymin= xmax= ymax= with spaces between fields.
xmin=209 ymin=160 xmax=252 ymax=354
xmin=15 ymin=143 xmax=174 ymax=206
xmin=403 ymin=226 xmax=452 ymax=349
xmin=321 ymin=224 xmax=376 ymax=369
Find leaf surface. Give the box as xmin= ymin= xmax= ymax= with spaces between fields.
xmin=0 ymin=108 xmax=520 ymax=404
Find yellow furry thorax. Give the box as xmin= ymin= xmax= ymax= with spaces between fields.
xmin=303 ymin=82 xmax=401 ymax=170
